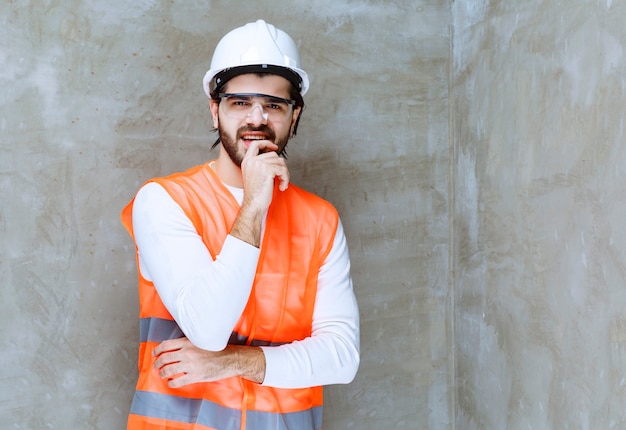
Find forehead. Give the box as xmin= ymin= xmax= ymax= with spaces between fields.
xmin=222 ymin=73 xmax=292 ymax=98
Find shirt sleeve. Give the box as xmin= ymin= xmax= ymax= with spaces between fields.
xmin=131 ymin=182 xmax=261 ymax=351
xmin=260 ymin=219 xmax=361 ymax=388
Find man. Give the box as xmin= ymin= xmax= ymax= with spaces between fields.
xmin=121 ymin=19 xmax=360 ymax=430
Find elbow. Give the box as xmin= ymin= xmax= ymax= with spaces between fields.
xmin=174 ymin=289 xmax=237 ymax=352
xmin=329 ymin=334 xmax=360 ymax=384
xmin=182 ymin=325 xmax=230 ymax=352
xmin=314 ymin=321 xmax=360 ymax=385
xmin=340 ymin=344 xmax=360 ymax=384
xmin=348 ymin=352 xmax=360 ymax=382
xmin=196 ymin=337 xmax=229 ymax=352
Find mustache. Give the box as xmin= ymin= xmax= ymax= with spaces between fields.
xmin=236 ymin=125 xmax=276 ymax=142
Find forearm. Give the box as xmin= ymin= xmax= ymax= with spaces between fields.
xmin=261 ymin=311 xmax=360 ymax=388
xmin=230 ymin=203 xmax=265 ymax=248
xmin=234 ymin=345 xmax=266 ymax=384
xmin=154 ymin=338 xmax=266 ymax=387
xmin=163 ymin=237 xmax=258 ymax=350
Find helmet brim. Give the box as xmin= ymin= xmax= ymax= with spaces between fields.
xmin=203 ymin=64 xmax=309 ymax=98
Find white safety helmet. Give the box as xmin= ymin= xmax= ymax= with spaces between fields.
xmin=203 ymin=20 xmax=309 ymax=97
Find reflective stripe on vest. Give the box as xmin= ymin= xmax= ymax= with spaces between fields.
xmin=140 ymin=317 xmax=184 ymax=343
xmin=140 ymin=317 xmax=289 ymax=347
xmin=130 ymin=390 xmax=323 ymax=429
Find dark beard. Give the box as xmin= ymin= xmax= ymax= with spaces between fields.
xmin=219 ymin=124 xmax=289 ymax=167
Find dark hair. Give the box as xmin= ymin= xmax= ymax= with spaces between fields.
xmin=209 ymin=71 xmax=305 ymax=156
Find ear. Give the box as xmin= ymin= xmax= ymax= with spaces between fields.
xmin=209 ymin=99 xmax=220 ymax=128
xmin=290 ymin=106 xmax=302 ymax=136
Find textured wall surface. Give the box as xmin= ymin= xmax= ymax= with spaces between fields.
xmin=452 ymin=1 xmax=626 ymax=428
xmin=1 ymin=1 xmax=451 ymax=428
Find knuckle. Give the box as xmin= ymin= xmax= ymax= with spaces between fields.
xmin=161 ymin=363 xmax=177 ymax=378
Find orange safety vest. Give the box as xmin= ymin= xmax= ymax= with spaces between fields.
xmin=121 ymin=162 xmax=339 ymax=430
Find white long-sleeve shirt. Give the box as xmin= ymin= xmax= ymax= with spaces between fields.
xmin=131 ymin=180 xmax=360 ymax=388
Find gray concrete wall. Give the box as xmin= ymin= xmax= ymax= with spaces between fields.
xmin=452 ymin=1 xmax=626 ymax=428
xmin=13 ymin=1 xmax=626 ymax=429
xmin=2 ymin=1 xmax=451 ymax=428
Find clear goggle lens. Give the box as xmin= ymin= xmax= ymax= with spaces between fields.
xmin=219 ymin=93 xmax=295 ymax=121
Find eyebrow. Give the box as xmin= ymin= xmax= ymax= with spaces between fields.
xmin=218 ymin=93 xmax=296 ymax=105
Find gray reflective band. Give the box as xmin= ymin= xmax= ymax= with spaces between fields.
xmin=247 ymin=407 xmax=323 ymax=429
xmin=140 ymin=317 xmax=290 ymax=347
xmin=130 ymin=390 xmax=240 ymax=428
xmin=130 ymin=390 xmax=323 ymax=430
xmin=139 ymin=317 xmax=184 ymax=343
xmin=228 ymin=331 xmax=290 ymax=347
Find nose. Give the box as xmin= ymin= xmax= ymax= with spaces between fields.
xmin=246 ymin=104 xmax=269 ymax=125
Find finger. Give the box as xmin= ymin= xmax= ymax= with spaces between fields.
xmin=152 ymin=343 xmax=165 ymax=357
xmin=275 ymin=166 xmax=290 ymax=191
xmin=159 ymin=362 xmax=184 ymax=379
xmin=154 ymin=349 xmax=182 ymax=369
xmin=262 ymin=158 xmax=289 ymax=191
xmin=257 ymin=140 xmax=278 ymax=154
xmin=245 ymin=140 xmax=278 ymax=158
xmin=253 ymin=156 xmax=289 ymax=191
xmin=168 ymin=373 xmax=193 ymax=389
xmin=249 ymin=156 xmax=289 ymax=191
xmin=153 ymin=337 xmax=186 ymax=357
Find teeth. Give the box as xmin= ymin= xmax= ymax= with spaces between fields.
xmin=243 ymin=136 xmax=264 ymax=140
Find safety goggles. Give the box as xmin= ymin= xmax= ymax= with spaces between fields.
xmin=218 ymin=93 xmax=295 ymax=121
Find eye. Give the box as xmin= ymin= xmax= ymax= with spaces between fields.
xmin=266 ymin=102 xmax=285 ymax=110
xmin=231 ymin=98 xmax=252 ymax=107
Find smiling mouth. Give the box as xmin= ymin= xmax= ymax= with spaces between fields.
xmin=240 ymin=134 xmax=269 ymax=141
xmin=241 ymin=135 xmax=271 ymax=151
xmin=238 ymin=126 xmax=276 ymax=147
